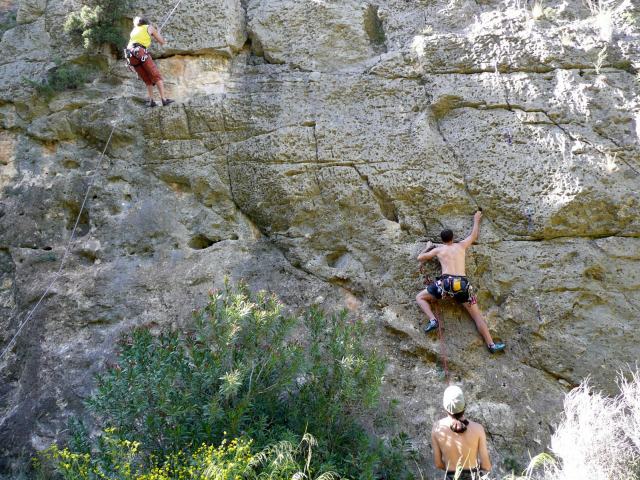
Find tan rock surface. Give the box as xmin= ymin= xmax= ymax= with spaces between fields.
xmin=1 ymin=0 xmax=639 ymax=476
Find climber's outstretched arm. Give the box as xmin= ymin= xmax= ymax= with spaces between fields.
xmin=459 ymin=210 xmax=482 ymax=249
xmin=418 ymin=241 xmax=439 ymax=263
xmin=149 ymin=25 xmax=166 ymax=45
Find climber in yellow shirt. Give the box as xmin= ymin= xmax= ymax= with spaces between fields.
xmin=126 ymin=16 xmax=174 ymax=107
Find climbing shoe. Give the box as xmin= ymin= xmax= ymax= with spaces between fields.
xmin=423 ymin=318 xmax=439 ymax=334
xmin=162 ymin=98 xmax=175 ymax=106
xmin=488 ymin=342 xmax=506 ymax=354
xmin=145 ymin=99 xmax=157 ymax=108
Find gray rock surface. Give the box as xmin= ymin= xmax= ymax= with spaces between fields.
xmin=132 ymin=0 xmax=246 ymax=56
xmin=1 ymin=0 xmax=639 ymax=476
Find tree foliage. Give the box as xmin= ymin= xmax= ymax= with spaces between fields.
xmin=64 ymin=0 xmax=130 ymax=51
xmin=26 ymin=61 xmax=94 ymax=98
xmin=38 ymin=282 xmax=414 ymax=479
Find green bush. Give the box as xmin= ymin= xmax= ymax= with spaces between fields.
xmin=64 ymin=0 xmax=130 ymax=51
xmin=36 ymin=432 xmax=343 ymax=480
xmin=39 ymin=282 xmax=414 ymax=479
xmin=26 ymin=61 xmax=95 ymax=98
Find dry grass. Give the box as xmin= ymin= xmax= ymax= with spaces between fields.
xmin=521 ymin=369 xmax=640 ymax=480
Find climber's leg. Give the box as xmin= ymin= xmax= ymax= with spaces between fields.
xmin=146 ymin=84 xmax=154 ymax=101
xmin=142 ymin=56 xmax=173 ymax=106
xmin=416 ymin=289 xmax=437 ymax=318
xmin=156 ymin=80 xmax=173 ymax=105
xmin=133 ymin=63 xmax=156 ymax=107
xmin=157 ymin=79 xmax=166 ymax=100
xmin=417 ymin=287 xmax=440 ymax=334
xmin=462 ymin=302 xmax=505 ymax=353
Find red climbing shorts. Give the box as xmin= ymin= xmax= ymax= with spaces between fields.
xmin=134 ymin=54 xmax=162 ymax=86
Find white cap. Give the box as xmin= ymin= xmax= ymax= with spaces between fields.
xmin=443 ymin=385 xmax=465 ymax=414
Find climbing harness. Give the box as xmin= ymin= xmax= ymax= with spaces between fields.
xmin=124 ymin=44 xmax=149 ymax=71
xmin=0 ymin=125 xmax=117 ymax=366
xmin=427 ymin=273 xmax=477 ymax=305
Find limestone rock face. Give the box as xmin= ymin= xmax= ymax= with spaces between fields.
xmin=133 ymin=0 xmax=246 ymax=55
xmin=1 ymin=0 xmax=639 ymax=476
xmin=16 ymin=0 xmax=46 ymax=24
xmin=247 ymin=0 xmax=386 ymax=71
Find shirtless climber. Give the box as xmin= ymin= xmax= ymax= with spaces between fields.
xmin=416 ymin=210 xmax=505 ymax=353
xmin=432 ymin=385 xmax=492 ymax=479
xmin=126 ymin=16 xmax=174 ymax=107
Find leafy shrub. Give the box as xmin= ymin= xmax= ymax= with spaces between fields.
xmin=36 ymin=432 xmax=342 ymax=480
xmin=64 ymin=0 xmax=130 ymax=51
xmin=26 ymin=61 xmax=95 ymax=98
xmin=39 ymin=282 xmax=413 ymax=479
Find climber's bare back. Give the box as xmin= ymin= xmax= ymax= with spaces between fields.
xmin=429 ymin=243 xmax=467 ymax=276
xmin=432 ymin=419 xmax=490 ymax=471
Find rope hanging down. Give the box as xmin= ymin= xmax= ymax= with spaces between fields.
xmin=158 ymin=0 xmax=185 ymax=32
xmin=434 ymin=303 xmax=450 ymax=384
xmin=2 ymin=0 xmax=184 ymax=365
xmin=0 ymin=124 xmax=117 ymax=366
xmin=420 ymin=264 xmax=450 ymax=384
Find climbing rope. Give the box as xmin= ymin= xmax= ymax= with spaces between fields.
xmin=434 ymin=302 xmax=450 ymax=384
xmin=420 ymin=263 xmax=450 ymax=384
xmin=158 ymin=0 xmax=186 ymax=32
xmin=0 ymin=124 xmax=117 ymax=366
xmin=2 ymin=0 xmax=184 ymax=367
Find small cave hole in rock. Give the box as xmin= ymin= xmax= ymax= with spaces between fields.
xmin=188 ymin=234 xmax=218 ymax=250
xmin=380 ymin=201 xmax=399 ymax=223
xmin=62 ymin=159 xmax=80 ymax=169
xmin=78 ymin=250 xmax=98 ymax=264
xmin=326 ymin=248 xmax=348 ymax=268
xmin=364 ymin=4 xmax=387 ymax=54
xmin=63 ymin=200 xmax=90 ymax=236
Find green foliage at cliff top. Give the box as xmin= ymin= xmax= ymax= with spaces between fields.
xmin=64 ymin=0 xmax=130 ymax=51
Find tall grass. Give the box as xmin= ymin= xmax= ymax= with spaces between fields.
xmin=522 ymin=369 xmax=640 ymax=480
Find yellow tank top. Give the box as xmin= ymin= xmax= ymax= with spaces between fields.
xmin=128 ymin=25 xmax=151 ymax=48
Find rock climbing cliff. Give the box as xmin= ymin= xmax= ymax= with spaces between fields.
xmin=0 ymin=0 xmax=639 ymax=476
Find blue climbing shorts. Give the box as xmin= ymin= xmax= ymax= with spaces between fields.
xmin=426 ymin=275 xmax=474 ymax=304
